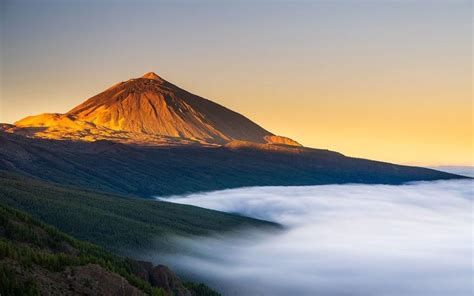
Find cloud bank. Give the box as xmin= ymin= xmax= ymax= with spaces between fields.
xmin=155 ymin=180 xmax=472 ymax=296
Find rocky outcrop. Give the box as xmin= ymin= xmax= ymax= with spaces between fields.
xmin=2 ymin=259 xmax=148 ymax=296
xmin=264 ymin=135 xmax=302 ymax=147
xmin=133 ymin=261 xmax=192 ymax=296
xmin=225 ymin=140 xmax=304 ymax=153
xmin=149 ymin=265 xmax=191 ymax=296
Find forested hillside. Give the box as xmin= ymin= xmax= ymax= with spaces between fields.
xmin=0 ymin=202 xmax=221 ymax=296
xmin=0 ymin=171 xmax=279 ymax=253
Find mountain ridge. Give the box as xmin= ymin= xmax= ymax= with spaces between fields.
xmin=0 ymin=131 xmax=464 ymax=198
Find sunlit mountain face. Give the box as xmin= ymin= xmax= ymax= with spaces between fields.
xmin=3 ymin=72 xmax=300 ymax=148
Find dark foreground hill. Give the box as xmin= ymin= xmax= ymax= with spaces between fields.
xmin=0 ymin=132 xmax=464 ymax=198
xmin=0 ymin=171 xmax=278 ymax=253
xmin=0 ymin=202 xmax=221 ymax=296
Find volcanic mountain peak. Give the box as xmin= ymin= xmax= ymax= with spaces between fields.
xmin=141 ymin=71 xmax=163 ymax=81
xmin=5 ymin=72 xmax=301 ymax=147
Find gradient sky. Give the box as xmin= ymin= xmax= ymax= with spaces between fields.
xmin=1 ymin=0 xmax=472 ymax=166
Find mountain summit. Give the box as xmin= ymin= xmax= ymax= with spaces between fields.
xmin=141 ymin=71 xmax=163 ymax=80
xmin=7 ymin=72 xmax=300 ymax=147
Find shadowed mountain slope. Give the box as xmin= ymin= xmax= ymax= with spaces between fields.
xmin=0 ymin=132 xmax=464 ymax=198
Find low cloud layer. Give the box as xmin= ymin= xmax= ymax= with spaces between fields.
xmin=155 ymin=179 xmax=472 ymax=296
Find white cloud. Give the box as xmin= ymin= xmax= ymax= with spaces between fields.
xmin=154 ymin=179 xmax=473 ymax=296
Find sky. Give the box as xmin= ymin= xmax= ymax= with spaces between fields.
xmin=0 ymin=0 xmax=472 ymax=166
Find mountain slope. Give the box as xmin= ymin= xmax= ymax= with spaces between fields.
xmin=0 ymin=132 xmax=464 ymax=199
xmin=68 ymin=72 xmax=273 ymax=143
xmin=0 ymin=202 xmax=165 ymax=296
xmin=0 ymin=170 xmax=279 ymax=252
xmin=0 ymin=201 xmax=223 ymax=296
xmin=8 ymin=72 xmax=298 ymax=146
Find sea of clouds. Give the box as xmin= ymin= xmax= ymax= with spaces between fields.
xmin=155 ymin=178 xmax=473 ymax=296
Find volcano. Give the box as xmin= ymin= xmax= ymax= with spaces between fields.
xmin=0 ymin=71 xmax=465 ymax=197
xmin=7 ymin=72 xmax=300 ymax=147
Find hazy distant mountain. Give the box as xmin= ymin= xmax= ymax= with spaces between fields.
xmin=5 ymin=72 xmax=300 ymax=147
